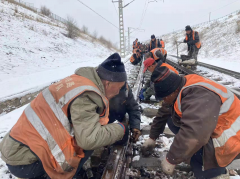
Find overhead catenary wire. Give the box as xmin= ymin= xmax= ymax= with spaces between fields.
xmin=113 ymin=3 xmax=118 ymax=16
xmin=211 ymin=0 xmax=240 ymax=12
xmin=76 ymin=0 xmax=119 ymax=29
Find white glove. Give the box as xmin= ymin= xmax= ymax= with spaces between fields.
xmin=161 ymin=157 xmax=176 ymax=175
xmin=141 ymin=138 xmax=156 ymax=156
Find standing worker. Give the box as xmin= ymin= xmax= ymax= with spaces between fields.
xmin=160 ymin=39 xmax=165 ymax=48
xmin=133 ymin=38 xmax=138 ymax=49
xmin=148 ymin=35 xmax=161 ymax=51
xmin=142 ymin=66 xmax=240 ymax=179
xmin=0 ymin=53 xmax=127 ymax=179
xmin=184 ymin=25 xmax=201 ymax=61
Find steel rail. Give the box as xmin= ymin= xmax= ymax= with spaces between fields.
xmin=169 ymin=55 xmax=240 ymax=79
xmin=166 ymin=59 xmax=240 ymax=99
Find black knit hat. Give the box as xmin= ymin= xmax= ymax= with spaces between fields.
xmin=97 ymin=53 xmax=127 ymax=82
xmin=151 ymin=66 xmax=182 ymax=98
xmin=185 ymin=25 xmax=192 ymax=31
xmin=151 ymin=34 xmax=155 ymax=39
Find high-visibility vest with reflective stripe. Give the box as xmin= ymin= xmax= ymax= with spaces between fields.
xmin=160 ymin=40 xmax=165 ymax=48
xmin=185 ymin=31 xmax=201 ymax=49
xmin=151 ymin=48 xmax=167 ymax=61
xmin=132 ymin=48 xmax=138 ymax=54
xmin=10 ymin=75 xmax=109 ymax=179
xmin=161 ymin=63 xmax=179 ymax=75
xmin=174 ymin=74 xmax=240 ymax=167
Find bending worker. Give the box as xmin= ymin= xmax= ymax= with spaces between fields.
xmin=139 ymin=58 xmax=178 ymax=101
xmin=0 ymin=53 xmax=127 ymax=179
xmin=109 ymin=82 xmax=141 ymax=144
xmin=145 ymin=48 xmax=167 ymax=63
xmin=133 ymin=38 xmax=138 ymax=49
xmin=130 ymin=49 xmax=142 ymax=65
xmin=184 ymin=25 xmax=201 ymax=61
xmin=142 ymin=66 xmax=240 ymax=179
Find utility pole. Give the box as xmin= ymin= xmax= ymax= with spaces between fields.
xmin=128 ymin=27 xmax=145 ymax=52
xmin=209 ymin=12 xmax=211 ymax=22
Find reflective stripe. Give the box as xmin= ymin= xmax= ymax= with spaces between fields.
xmin=42 ymin=88 xmax=71 ymax=133
xmin=25 ymin=105 xmax=66 ymax=167
xmin=213 ymin=116 xmax=240 ymax=148
xmin=58 ymin=85 xmax=108 ymax=108
xmin=176 ymin=82 xmax=234 ymax=114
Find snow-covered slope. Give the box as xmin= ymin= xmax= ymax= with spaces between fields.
xmin=160 ymin=10 xmax=240 ymax=72
xmin=0 ymin=1 xmax=115 ymax=101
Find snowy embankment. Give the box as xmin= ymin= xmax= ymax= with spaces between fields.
xmin=161 ymin=11 xmax=240 ymax=73
xmin=0 ymin=1 xmax=114 ymax=102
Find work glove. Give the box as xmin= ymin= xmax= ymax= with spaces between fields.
xmin=161 ymin=157 xmax=176 ymax=175
xmin=131 ymin=128 xmax=141 ymax=143
xmin=141 ymin=138 xmax=155 ymax=156
xmin=139 ymin=88 xmax=146 ymax=101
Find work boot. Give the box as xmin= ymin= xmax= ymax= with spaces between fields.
xmin=212 ymin=169 xmax=230 ymax=179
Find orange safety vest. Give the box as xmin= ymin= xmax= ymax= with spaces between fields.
xmin=130 ymin=53 xmax=141 ymax=63
xmin=174 ymin=74 xmax=240 ymax=167
xmin=149 ymin=40 xmax=158 ymax=50
xmin=151 ymin=48 xmax=167 ymax=61
xmin=185 ymin=31 xmax=201 ymax=49
xmin=10 ymin=75 xmax=109 ymax=179
xmin=132 ymin=48 xmax=138 ymax=54
xmin=160 ymin=40 xmax=165 ymax=48
xmin=161 ymin=63 xmax=179 ymax=75
xmin=133 ymin=41 xmax=138 ymax=49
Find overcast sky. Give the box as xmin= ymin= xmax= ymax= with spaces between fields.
xmin=30 ymin=0 xmax=240 ymax=45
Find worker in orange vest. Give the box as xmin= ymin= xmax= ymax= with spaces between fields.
xmin=0 ymin=53 xmax=127 ymax=179
xmin=148 ymin=35 xmax=161 ymax=51
xmin=142 ymin=66 xmax=240 ymax=178
xmin=130 ymin=49 xmax=142 ymax=65
xmin=145 ymin=48 xmax=167 ymax=63
xmin=184 ymin=25 xmax=201 ymax=61
xmin=160 ymin=39 xmax=165 ymax=48
xmin=133 ymin=38 xmax=138 ymax=49
xmin=139 ymin=58 xmax=178 ymax=101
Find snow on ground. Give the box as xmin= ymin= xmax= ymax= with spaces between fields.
xmin=160 ymin=10 xmax=240 ymax=73
xmin=0 ymin=1 xmax=115 ymax=101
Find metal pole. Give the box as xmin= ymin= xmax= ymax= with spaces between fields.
xmin=128 ymin=27 xmax=130 ymax=52
xmin=209 ymin=12 xmax=211 ymax=22
xmin=118 ymin=0 xmax=125 ymax=58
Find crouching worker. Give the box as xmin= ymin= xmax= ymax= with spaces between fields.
xmin=0 ymin=53 xmax=127 ymax=179
xmin=142 ymin=66 xmax=240 ymax=179
xmin=139 ymin=58 xmax=178 ymax=102
xmin=130 ymin=49 xmax=142 ymax=65
xmin=109 ymin=82 xmax=141 ymax=144
xmin=145 ymin=48 xmax=167 ymax=63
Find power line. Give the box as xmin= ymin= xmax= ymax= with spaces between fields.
xmin=113 ymin=3 xmax=118 ymax=16
xmin=212 ymin=0 xmax=240 ymax=12
xmin=138 ymin=0 xmax=149 ymax=28
xmin=76 ymin=0 xmax=118 ymax=29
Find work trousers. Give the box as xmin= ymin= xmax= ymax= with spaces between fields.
xmin=167 ymin=117 xmax=226 ymax=179
xmin=7 ymin=150 xmax=94 ymax=179
xmin=188 ymin=45 xmax=200 ymax=61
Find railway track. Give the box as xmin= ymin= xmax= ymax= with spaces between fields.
xmin=82 ymin=56 xmax=240 ymax=179
xmin=167 ymin=55 xmax=240 ymax=99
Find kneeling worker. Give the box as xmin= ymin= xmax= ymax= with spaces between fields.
xmin=0 ymin=53 xmax=127 ymax=179
xmin=142 ymin=66 xmax=240 ymax=179
xmin=109 ymin=82 xmax=141 ymax=144
xmin=145 ymin=48 xmax=167 ymax=63
xmin=130 ymin=49 xmax=142 ymax=65
xmin=139 ymin=58 xmax=178 ymax=101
